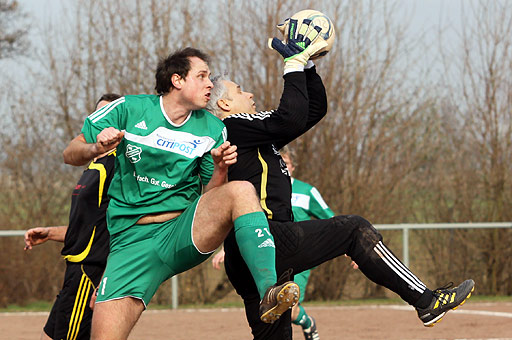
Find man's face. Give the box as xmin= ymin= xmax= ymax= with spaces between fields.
xmin=180 ymin=57 xmax=213 ymax=109
xmin=221 ymin=80 xmax=257 ymax=116
xmin=281 ymin=153 xmax=295 ymax=176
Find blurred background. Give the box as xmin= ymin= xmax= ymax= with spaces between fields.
xmin=1 ymin=0 xmax=511 ymax=309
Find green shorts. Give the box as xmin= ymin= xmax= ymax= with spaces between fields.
xmin=96 ymin=197 xmax=212 ymax=307
xmin=295 ymin=269 xmax=311 ymax=304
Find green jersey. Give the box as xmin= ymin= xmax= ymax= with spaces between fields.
xmin=291 ymin=178 xmax=334 ymax=222
xmin=81 ymin=95 xmax=227 ymax=235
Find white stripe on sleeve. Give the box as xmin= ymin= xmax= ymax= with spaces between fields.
xmin=310 ymin=187 xmax=329 ymax=209
xmin=91 ymin=98 xmax=125 ymax=123
xmin=88 ymin=97 xmax=125 ymax=120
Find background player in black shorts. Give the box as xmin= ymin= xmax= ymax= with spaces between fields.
xmin=205 ymin=29 xmax=475 ymax=339
xmin=24 ymin=93 xmax=121 ymax=340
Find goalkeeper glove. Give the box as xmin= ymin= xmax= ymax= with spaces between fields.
xmin=268 ymin=18 xmax=328 ymax=73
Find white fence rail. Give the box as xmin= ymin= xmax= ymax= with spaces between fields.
xmin=374 ymin=222 xmax=512 ymax=267
xmin=2 ymin=222 xmax=512 ymax=309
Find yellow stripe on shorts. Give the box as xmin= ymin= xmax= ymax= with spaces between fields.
xmin=67 ymin=266 xmax=93 ymax=340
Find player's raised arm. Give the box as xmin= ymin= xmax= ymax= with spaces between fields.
xmin=63 ymin=128 xmax=124 ymax=166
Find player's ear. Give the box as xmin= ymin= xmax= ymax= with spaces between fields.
xmin=171 ymin=74 xmax=183 ymax=89
xmin=217 ymin=98 xmax=230 ymax=111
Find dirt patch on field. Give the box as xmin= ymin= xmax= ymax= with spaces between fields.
xmin=1 ymin=302 xmax=511 ymax=340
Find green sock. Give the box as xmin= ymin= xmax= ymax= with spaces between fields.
xmin=234 ymin=211 xmax=277 ymax=299
xmin=293 ymin=305 xmax=311 ymax=329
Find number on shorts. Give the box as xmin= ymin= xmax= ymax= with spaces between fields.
xmin=255 ymin=228 xmax=271 ymax=237
xmin=101 ymin=277 xmax=108 ymax=295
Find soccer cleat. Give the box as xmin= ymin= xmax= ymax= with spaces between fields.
xmin=259 ymin=281 xmax=300 ymax=324
xmin=303 ymin=316 xmax=320 ymax=340
xmin=416 ymin=279 xmax=475 ymax=327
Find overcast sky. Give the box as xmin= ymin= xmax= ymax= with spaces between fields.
xmin=6 ymin=0 xmax=468 ymax=84
xmin=17 ymin=0 xmax=464 ymax=42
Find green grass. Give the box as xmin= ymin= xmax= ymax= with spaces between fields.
xmin=0 ymin=301 xmax=53 ymax=312
xmin=3 ymin=295 xmax=511 ymax=313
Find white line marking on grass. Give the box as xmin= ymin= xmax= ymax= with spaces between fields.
xmin=382 ymin=304 xmax=512 ymax=318
xmin=451 ymin=338 xmax=512 ymax=340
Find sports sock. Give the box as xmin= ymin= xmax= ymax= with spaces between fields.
xmin=355 ymin=240 xmax=429 ymax=305
xmin=292 ymin=305 xmax=312 ymax=329
xmin=414 ymin=289 xmax=434 ymax=309
xmin=234 ymin=211 xmax=277 ymax=299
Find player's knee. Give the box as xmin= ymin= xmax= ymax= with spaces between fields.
xmin=336 ymin=215 xmax=382 ymax=261
xmin=225 ymin=181 xmax=258 ymax=201
xmin=335 ymin=214 xmax=381 ymax=243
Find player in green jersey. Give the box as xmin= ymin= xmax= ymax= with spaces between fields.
xmin=63 ymin=48 xmax=299 ymax=340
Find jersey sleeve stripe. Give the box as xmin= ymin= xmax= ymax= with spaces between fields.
xmin=310 ymin=187 xmax=329 ymax=209
xmin=88 ymin=97 xmax=125 ymax=123
xmin=225 ymin=110 xmax=275 ymax=121
xmin=88 ymin=97 xmax=124 ymax=120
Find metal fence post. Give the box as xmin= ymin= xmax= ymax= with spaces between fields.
xmin=171 ymin=275 xmax=178 ymax=309
xmin=402 ymin=226 xmax=409 ymax=267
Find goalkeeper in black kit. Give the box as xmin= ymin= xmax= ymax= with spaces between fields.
xmin=205 ymin=18 xmax=475 ymax=340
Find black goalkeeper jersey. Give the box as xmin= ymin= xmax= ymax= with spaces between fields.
xmin=224 ymin=68 xmax=327 ymax=222
xmin=61 ymin=152 xmax=115 ymax=266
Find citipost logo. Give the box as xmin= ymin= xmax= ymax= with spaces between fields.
xmin=126 ymin=144 xmax=142 ymax=163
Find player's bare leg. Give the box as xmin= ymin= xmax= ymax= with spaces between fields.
xmin=192 ymin=181 xmax=261 ymax=252
xmin=91 ymin=297 xmax=144 ymax=340
xmin=39 ymin=331 xmax=51 ymax=340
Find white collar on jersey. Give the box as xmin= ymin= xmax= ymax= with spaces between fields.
xmin=160 ymin=96 xmax=192 ymax=127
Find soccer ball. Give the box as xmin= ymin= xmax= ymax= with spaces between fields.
xmin=277 ymin=9 xmax=335 ymax=59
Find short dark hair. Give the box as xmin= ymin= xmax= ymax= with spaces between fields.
xmin=95 ymin=93 xmax=122 ymax=108
xmin=154 ymin=47 xmax=210 ymax=95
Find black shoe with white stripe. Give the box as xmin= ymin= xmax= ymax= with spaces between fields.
xmin=416 ymin=279 xmax=475 ymax=327
xmin=303 ymin=316 xmax=320 ymax=340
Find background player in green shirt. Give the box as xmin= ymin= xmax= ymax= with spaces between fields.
xmin=63 ymin=48 xmax=298 ymax=340
xmin=281 ymin=146 xmax=334 ymax=340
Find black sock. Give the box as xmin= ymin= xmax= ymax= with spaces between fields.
xmin=414 ymin=289 xmax=434 ymax=309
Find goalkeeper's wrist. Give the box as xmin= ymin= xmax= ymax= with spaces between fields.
xmin=284 ymin=60 xmax=305 ymax=75
xmin=305 ymin=60 xmax=315 ymax=69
